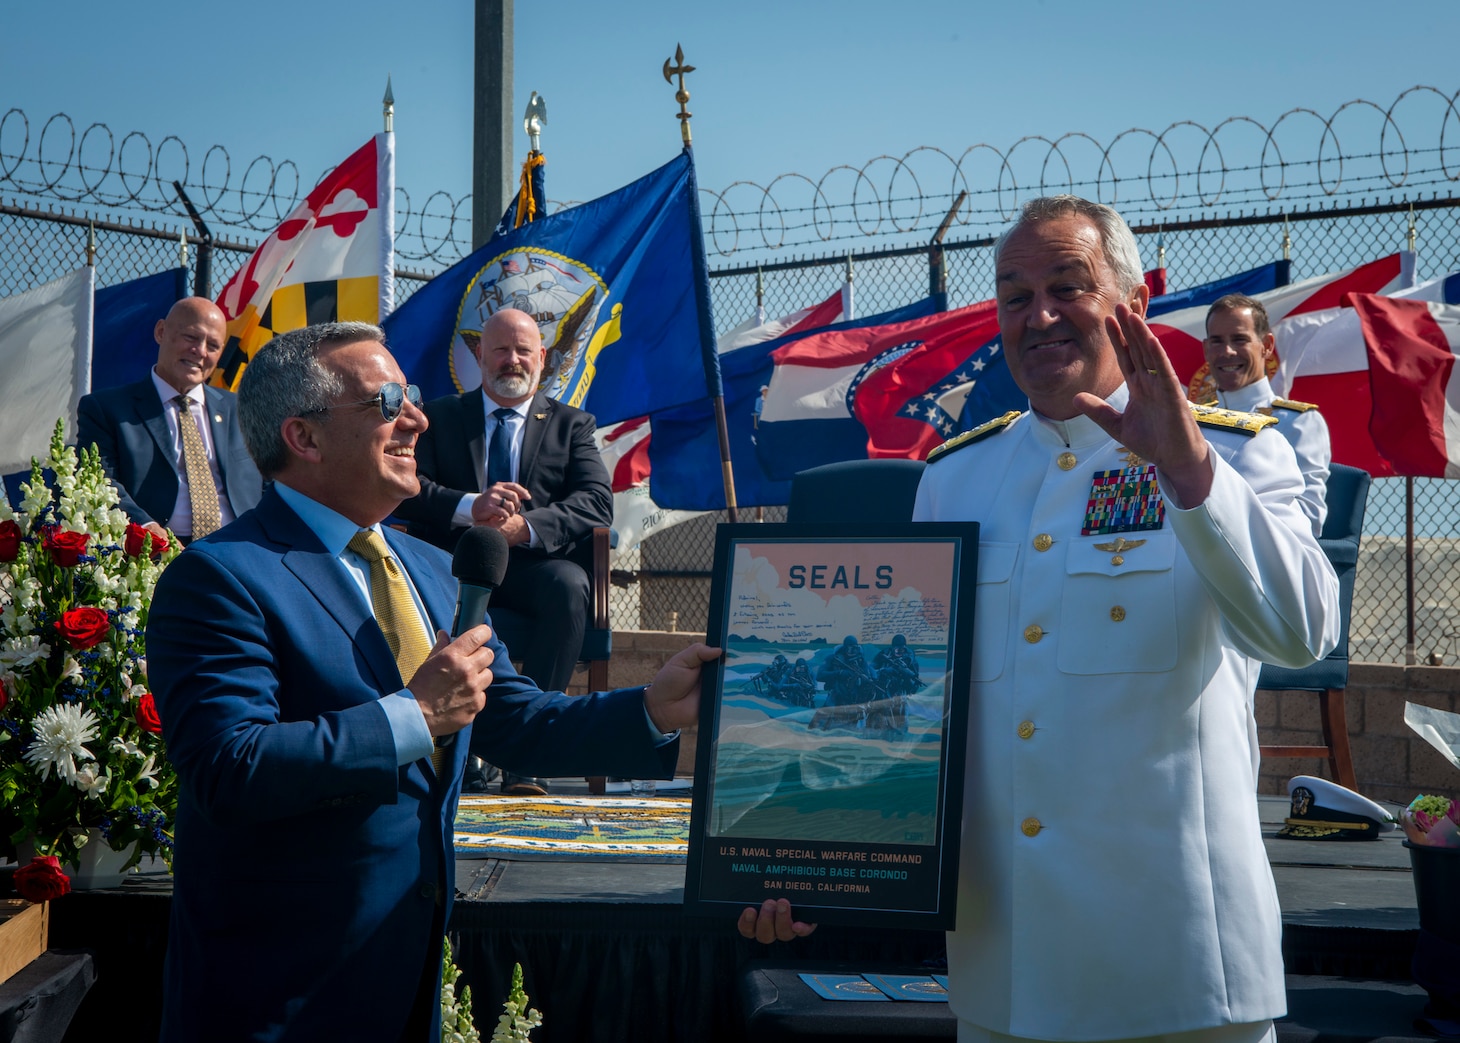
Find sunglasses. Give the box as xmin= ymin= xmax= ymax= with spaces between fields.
xmin=308 ymin=382 xmax=423 ymax=422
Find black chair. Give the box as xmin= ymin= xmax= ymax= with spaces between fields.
xmin=1256 ymin=463 xmax=1370 ymax=790
xmin=787 ymin=459 xmax=927 ymax=525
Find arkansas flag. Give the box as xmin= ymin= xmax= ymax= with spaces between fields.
xmin=1352 ymin=286 xmax=1460 ymax=477
xmin=213 ymin=132 xmax=394 ymax=388
xmin=755 ymin=301 xmax=1001 ymax=477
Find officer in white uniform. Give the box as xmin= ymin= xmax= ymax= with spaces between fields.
xmin=741 ymin=196 xmax=1341 ymax=1043
xmin=1202 ymin=294 xmax=1332 ymax=535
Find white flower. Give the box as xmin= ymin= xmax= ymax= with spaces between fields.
xmin=1 ymin=635 xmax=50 ymax=669
xmin=23 ymin=703 xmax=99 ymax=784
xmin=133 ymin=754 xmax=160 ymax=791
xmin=110 ymin=736 xmax=144 ymax=758
xmin=58 ymin=656 xmax=82 ymax=684
xmin=74 ymin=764 xmax=110 ymax=795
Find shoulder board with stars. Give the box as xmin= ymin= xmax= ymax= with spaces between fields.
xmin=927 ymin=410 xmax=1023 ymax=464
xmin=1188 ymin=402 xmax=1277 ymax=437
xmin=1271 ymin=397 xmax=1320 ymax=413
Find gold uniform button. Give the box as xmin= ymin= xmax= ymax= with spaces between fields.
xmin=1023 ymin=624 xmax=1044 ymax=644
xmin=1017 ymin=720 xmax=1035 ymax=740
xmin=1111 ymin=555 xmax=1125 ymax=566
xmin=1110 ymin=606 xmax=1126 ymax=622
xmin=1033 ymin=533 xmax=1053 ymax=552
xmin=1021 ymin=817 xmax=1042 ymax=837
xmin=1056 ymin=452 xmax=1077 ymax=471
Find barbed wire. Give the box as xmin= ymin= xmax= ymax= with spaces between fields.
xmin=4 ymin=85 xmax=1459 ymax=268
xmin=699 ymin=85 xmax=1460 ymax=257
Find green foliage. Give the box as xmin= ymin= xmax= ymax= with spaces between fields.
xmin=0 ymin=420 xmax=180 ymax=869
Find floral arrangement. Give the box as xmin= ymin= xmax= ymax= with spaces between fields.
xmin=440 ymin=938 xmax=481 ymax=1043
xmin=0 ymin=421 xmax=179 ymax=899
xmin=1400 ymin=794 xmax=1460 ymax=848
xmin=490 ymin=962 xmax=542 ymax=1043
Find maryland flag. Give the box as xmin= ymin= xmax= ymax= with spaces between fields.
xmin=213 ymin=132 xmax=394 ymax=388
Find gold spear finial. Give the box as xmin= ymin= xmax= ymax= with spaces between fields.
xmin=86 ymin=220 xmax=96 ymax=267
xmin=383 ymin=75 xmax=395 ymax=134
xmin=662 ymin=44 xmax=695 ymax=147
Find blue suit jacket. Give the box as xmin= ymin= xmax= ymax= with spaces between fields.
xmin=76 ymin=378 xmax=263 ymax=528
xmin=147 ymin=488 xmax=676 ymax=1041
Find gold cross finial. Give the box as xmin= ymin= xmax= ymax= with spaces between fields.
xmin=662 ymin=44 xmax=695 ymax=147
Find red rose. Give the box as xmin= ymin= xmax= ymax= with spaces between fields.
xmin=123 ymin=523 xmax=170 ymax=558
xmin=0 ymin=520 xmax=21 ymax=562
xmin=14 ymin=855 xmax=71 ymax=902
xmin=54 ymin=606 xmax=111 ymax=650
xmin=135 ymin=691 xmax=162 ymax=734
xmin=43 ymin=529 xmax=89 ymax=567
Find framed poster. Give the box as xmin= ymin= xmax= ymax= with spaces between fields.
xmin=683 ymin=522 xmax=978 ymax=930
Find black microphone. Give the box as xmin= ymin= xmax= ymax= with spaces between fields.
xmin=451 ymin=526 xmax=511 ymax=637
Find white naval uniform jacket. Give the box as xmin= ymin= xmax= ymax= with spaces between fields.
xmin=1215 ymin=376 xmax=1332 ymax=536
xmin=912 ymin=385 xmax=1341 ymax=1041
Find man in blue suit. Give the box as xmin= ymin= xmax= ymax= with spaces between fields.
xmin=146 ymin=321 xmax=716 ymax=1042
xmin=76 ymin=296 xmax=263 ymax=543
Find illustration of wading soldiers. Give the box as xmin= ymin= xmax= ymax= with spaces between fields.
xmin=872 ymin=634 xmax=922 ymax=697
xmin=780 ymin=658 xmax=817 ymax=707
xmin=748 ymin=654 xmax=791 ymax=697
xmin=816 ymin=636 xmax=879 ymax=707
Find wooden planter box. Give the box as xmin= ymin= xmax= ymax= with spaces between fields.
xmin=0 ymin=899 xmax=48 ymax=984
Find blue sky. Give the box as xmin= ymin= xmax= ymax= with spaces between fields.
xmin=5 ymin=0 xmax=1457 ymax=248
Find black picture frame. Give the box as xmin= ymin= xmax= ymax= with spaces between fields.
xmin=683 ymin=522 xmax=978 ymax=930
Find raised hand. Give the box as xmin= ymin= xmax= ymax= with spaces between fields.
xmin=1074 ymin=302 xmax=1213 ymax=507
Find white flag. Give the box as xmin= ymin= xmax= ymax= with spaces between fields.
xmin=0 ymin=268 xmax=93 ymax=473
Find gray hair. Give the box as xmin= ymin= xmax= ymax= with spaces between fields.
xmin=237 ymin=321 xmax=384 ymax=477
xmin=993 ymin=195 xmax=1145 ymax=295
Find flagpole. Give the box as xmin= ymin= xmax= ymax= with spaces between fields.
xmin=666 ymin=45 xmax=740 ymax=521
xmin=1404 ymin=205 xmax=1418 ymax=666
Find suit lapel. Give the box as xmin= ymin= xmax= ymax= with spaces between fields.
xmin=517 ymin=392 xmax=552 ymax=489
xmin=257 ymin=490 xmax=399 ymax=693
xmin=202 ymin=386 xmax=231 ymax=481
xmin=135 ymin=381 xmax=179 ymax=477
xmin=464 ymin=392 xmax=488 ymax=491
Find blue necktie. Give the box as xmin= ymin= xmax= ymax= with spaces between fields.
xmin=488 ymin=407 xmax=516 ymax=486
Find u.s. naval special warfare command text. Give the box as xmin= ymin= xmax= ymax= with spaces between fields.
xmin=722 ymin=846 xmax=923 ymax=893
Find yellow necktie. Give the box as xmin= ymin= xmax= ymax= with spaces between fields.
xmin=347 ymin=530 xmax=445 ymax=777
xmin=174 ymin=394 xmax=221 ymax=537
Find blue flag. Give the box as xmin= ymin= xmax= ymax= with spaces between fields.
xmin=957 ymin=260 xmax=1292 ymax=431
xmin=648 ymin=297 xmax=944 ymax=510
xmin=382 ymin=150 xmax=720 ymax=423
xmin=92 ymin=268 xmax=187 ymax=392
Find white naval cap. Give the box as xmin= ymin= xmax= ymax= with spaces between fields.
xmin=1278 ymin=775 xmax=1397 ymax=840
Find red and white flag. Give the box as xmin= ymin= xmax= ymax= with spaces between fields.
xmin=213 ymin=132 xmax=394 ymax=388
xmin=596 ymin=285 xmax=849 ymax=551
xmin=1145 ymin=253 xmax=1413 ymax=475
xmin=1352 ymin=291 xmax=1460 ymax=477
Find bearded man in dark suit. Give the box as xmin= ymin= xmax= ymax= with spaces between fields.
xmin=394 ymin=307 xmax=612 ymax=702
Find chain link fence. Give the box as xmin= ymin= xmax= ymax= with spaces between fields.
xmin=2 ymin=194 xmax=1456 ymax=664
xmin=633 ymin=199 xmax=1460 ymax=664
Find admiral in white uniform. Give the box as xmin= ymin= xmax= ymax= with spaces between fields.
xmin=911 ymin=199 xmax=1341 ymax=1043
xmin=1202 ymin=295 xmax=1332 ymax=535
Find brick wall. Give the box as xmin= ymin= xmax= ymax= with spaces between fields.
xmin=581 ymin=635 xmax=1460 ymax=805
xmin=1257 ymin=663 xmax=1460 ymax=804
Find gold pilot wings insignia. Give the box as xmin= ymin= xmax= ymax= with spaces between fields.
xmin=927 ymin=410 xmax=1023 ymax=464
xmin=1093 ymin=537 xmax=1147 ymax=554
xmin=1188 ymin=402 xmax=1277 ymax=436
